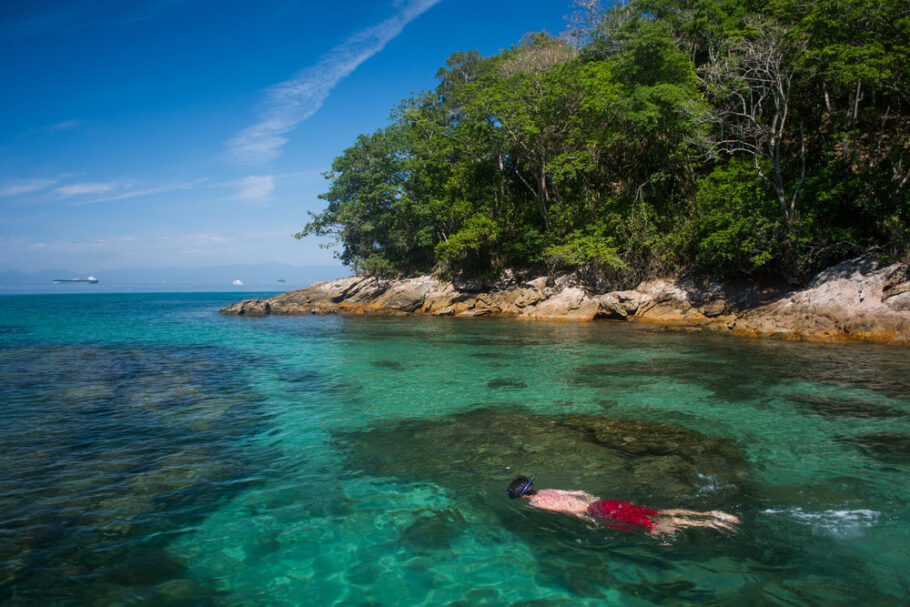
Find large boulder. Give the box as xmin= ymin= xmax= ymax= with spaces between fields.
xmin=347 ymin=275 xmax=440 ymax=314
xmin=732 ymin=257 xmax=910 ymax=343
xmin=218 ymin=298 xmax=270 ymax=317
xmin=268 ymin=275 xmax=370 ymax=314
xmin=520 ymin=287 xmax=600 ymax=321
xmin=598 ymin=290 xmax=651 ymax=319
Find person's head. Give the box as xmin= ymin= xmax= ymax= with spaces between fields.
xmin=507 ymin=475 xmax=536 ymax=499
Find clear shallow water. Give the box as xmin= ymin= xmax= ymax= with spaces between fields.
xmin=1 ymin=293 xmax=908 ymax=606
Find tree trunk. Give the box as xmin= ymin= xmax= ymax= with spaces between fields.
xmin=537 ymin=162 xmax=552 ymax=230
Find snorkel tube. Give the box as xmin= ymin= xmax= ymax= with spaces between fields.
xmin=507 ymin=475 xmax=535 ymax=499
xmin=518 ymin=475 xmax=535 ymax=497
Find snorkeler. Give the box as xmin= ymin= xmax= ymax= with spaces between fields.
xmin=506 ymin=476 xmax=739 ymax=535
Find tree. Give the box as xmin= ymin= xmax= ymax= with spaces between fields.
xmin=296 ymin=0 xmax=908 ymax=281
xmin=697 ymin=19 xmax=808 ymax=225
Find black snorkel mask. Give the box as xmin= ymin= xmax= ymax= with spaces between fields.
xmin=508 ymin=475 xmax=535 ymax=499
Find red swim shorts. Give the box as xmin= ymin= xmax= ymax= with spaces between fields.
xmin=587 ymin=500 xmax=658 ymax=532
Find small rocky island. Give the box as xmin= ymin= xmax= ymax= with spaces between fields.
xmin=222 ymin=256 xmax=910 ymax=345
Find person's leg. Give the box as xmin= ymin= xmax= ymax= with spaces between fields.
xmin=660 ymin=508 xmax=710 ymax=517
xmin=652 ymin=510 xmax=739 ymax=535
xmin=710 ymin=511 xmax=740 ymax=525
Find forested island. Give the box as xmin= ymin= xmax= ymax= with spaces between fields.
xmin=226 ymin=0 xmax=910 ymax=343
xmin=300 ymin=0 xmax=907 ymax=284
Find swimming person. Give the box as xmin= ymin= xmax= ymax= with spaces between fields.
xmin=506 ymin=475 xmax=739 ymax=535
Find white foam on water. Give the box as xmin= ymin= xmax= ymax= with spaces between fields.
xmin=762 ymin=507 xmax=881 ymax=538
xmin=694 ymin=472 xmax=737 ymax=494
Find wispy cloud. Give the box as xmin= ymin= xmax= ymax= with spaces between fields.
xmin=46 ymin=120 xmax=83 ymax=133
xmin=9 ymin=120 xmax=84 ymax=145
xmin=55 ymin=181 xmax=119 ymax=197
xmin=76 ymin=178 xmax=207 ymax=205
xmin=0 ymin=178 xmax=58 ymax=197
xmin=175 ymin=232 xmax=230 ymax=255
xmin=1 ymin=1 xmax=189 ymax=40
xmin=233 ymin=175 xmax=275 ymax=202
xmin=24 ymin=235 xmax=135 ymax=253
xmin=228 ymin=0 xmax=442 ymax=164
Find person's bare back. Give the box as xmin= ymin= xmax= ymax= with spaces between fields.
xmin=527 ymin=489 xmax=598 ymax=518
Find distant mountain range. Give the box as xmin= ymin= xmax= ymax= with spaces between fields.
xmin=0 ymin=263 xmax=350 ymax=293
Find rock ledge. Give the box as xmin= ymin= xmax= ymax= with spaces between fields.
xmin=220 ymin=256 xmax=910 ymax=345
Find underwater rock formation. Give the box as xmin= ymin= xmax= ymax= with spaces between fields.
xmin=487 ymin=378 xmax=528 ymax=389
xmin=787 ymin=394 xmax=905 ymax=419
xmin=844 ymin=432 xmax=910 ymax=464
xmin=0 ymin=345 xmax=267 ymax=604
xmin=331 ymin=407 xmax=749 ymax=504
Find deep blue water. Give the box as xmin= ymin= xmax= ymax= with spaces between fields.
xmin=1 ymin=292 xmax=908 ymax=605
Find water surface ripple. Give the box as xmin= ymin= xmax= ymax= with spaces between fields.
xmin=0 ymin=293 xmax=907 ymax=605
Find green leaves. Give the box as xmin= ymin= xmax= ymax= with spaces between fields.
xmin=691 ymin=158 xmax=783 ymax=275
xmin=296 ymin=0 xmax=908 ymax=284
xmin=544 ymin=230 xmax=628 ymax=273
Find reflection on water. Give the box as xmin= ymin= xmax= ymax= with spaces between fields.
xmin=0 ymin=295 xmax=908 ymax=605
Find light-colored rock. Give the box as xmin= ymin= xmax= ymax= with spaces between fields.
xmin=520 ymin=287 xmax=600 ymax=321
xmin=220 ymin=256 xmax=910 ymax=345
xmin=636 ymin=279 xmax=691 ymax=309
xmin=372 ymin=276 xmax=439 ymax=311
xmin=524 ymin=276 xmax=550 ymax=291
xmin=598 ymin=290 xmax=652 ymax=318
xmin=731 ymin=256 xmax=910 ymax=342
xmin=886 ymin=292 xmax=910 ymax=312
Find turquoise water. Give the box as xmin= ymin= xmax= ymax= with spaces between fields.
xmin=1 ymin=293 xmax=908 ymax=606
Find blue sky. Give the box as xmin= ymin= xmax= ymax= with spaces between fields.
xmin=0 ymin=0 xmax=575 ymax=274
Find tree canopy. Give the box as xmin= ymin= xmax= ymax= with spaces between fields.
xmin=298 ymin=0 xmax=909 ymax=285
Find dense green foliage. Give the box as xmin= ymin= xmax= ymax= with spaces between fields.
xmin=298 ymin=0 xmax=909 ymax=284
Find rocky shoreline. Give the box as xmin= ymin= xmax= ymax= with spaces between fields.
xmin=221 ymin=256 xmax=910 ymax=345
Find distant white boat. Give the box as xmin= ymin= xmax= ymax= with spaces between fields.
xmin=232 ymin=279 xmax=244 ymax=286
xmin=54 ymin=275 xmax=98 ymax=284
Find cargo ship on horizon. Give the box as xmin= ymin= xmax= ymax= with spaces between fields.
xmin=53 ymin=276 xmax=99 ymax=284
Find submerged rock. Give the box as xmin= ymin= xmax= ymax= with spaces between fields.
xmin=0 ymin=345 xmax=268 ymax=604
xmin=787 ymin=394 xmax=905 ymax=418
xmin=487 ymin=378 xmax=527 ymax=389
xmin=372 ymin=360 xmax=406 ymax=370
xmin=331 ymin=407 xmax=748 ymax=503
xmin=105 ymin=553 xmax=187 ymax=587
xmin=399 ymin=508 xmax=465 ymax=555
xmin=844 ymin=433 xmax=910 ymax=464
xmin=556 ymin=415 xmax=743 ymax=463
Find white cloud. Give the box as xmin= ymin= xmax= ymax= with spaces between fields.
xmin=227 ymin=0 xmax=442 ymax=164
xmin=234 ymin=175 xmax=275 ymax=202
xmin=76 ymin=178 xmax=207 ymax=204
xmin=55 ymin=182 xmax=118 ymax=197
xmin=0 ymin=178 xmax=58 ymax=197
xmin=26 ymin=238 xmax=109 ymax=252
xmin=47 ymin=120 xmax=83 ymax=133
xmin=180 ymin=232 xmax=230 ymax=245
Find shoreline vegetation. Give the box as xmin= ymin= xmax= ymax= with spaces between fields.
xmin=229 ymin=0 xmax=909 ymax=345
